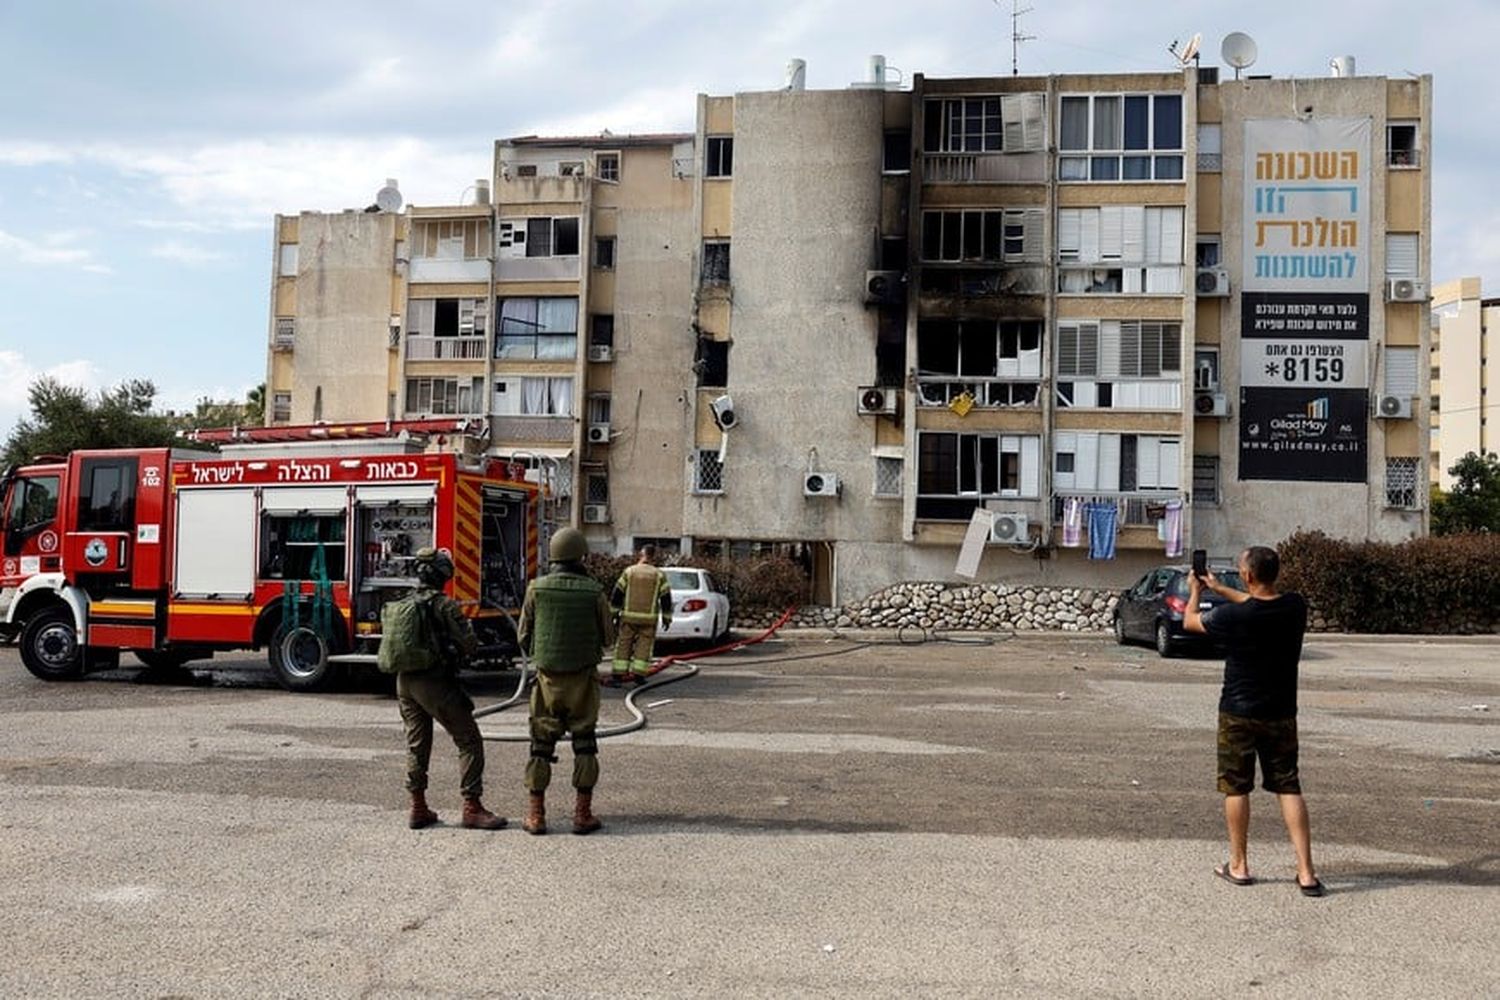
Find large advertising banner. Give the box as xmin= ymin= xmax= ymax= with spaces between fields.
xmin=1239 ymin=118 xmax=1372 ymax=483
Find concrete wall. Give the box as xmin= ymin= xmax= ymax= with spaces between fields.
xmin=286 ymin=211 xmax=400 ymax=424
xmin=1197 ymin=75 xmax=1431 ymax=551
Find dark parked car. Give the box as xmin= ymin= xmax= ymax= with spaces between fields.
xmin=1112 ymin=564 xmax=1246 ymax=657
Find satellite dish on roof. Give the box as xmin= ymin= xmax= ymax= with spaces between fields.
xmin=1180 ymin=33 xmax=1201 ymax=64
xmin=375 ymin=178 xmax=402 ymax=213
xmin=1221 ymin=32 xmax=1258 ymax=78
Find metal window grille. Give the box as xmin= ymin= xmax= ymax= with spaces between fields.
xmin=695 ymin=450 xmax=724 ymax=493
xmin=874 ymin=457 xmax=903 ymax=497
xmin=271 ymin=392 xmax=292 ymax=423
xmin=597 ymin=154 xmax=620 ymax=182
xmin=1385 ymin=457 xmax=1420 ymax=509
xmin=1192 ymin=455 xmax=1219 ymax=506
xmin=585 ymin=473 xmax=610 ymax=504
xmin=273 ymin=317 xmax=295 ymax=349
xmin=702 ymin=241 xmax=731 ymax=285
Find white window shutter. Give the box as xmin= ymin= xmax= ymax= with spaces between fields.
xmin=1138 ymin=436 xmax=1161 ymax=489
xmin=1023 ymin=208 xmax=1044 ymax=261
xmin=1098 ymin=320 xmax=1122 ymax=377
xmin=1023 ymin=93 xmax=1046 ymax=150
xmin=1058 ymin=210 xmax=1082 ymax=258
xmin=1386 ymin=234 xmax=1419 ymax=277
xmin=1021 ymin=436 xmax=1040 ymax=497
xmin=1001 ymin=95 xmax=1025 ymax=151
xmin=1080 ymin=210 xmax=1101 ymax=262
xmin=1385 ymin=347 xmax=1419 ymax=396
xmin=1198 ymin=123 xmax=1222 ymax=155
xmin=1124 ymin=206 xmax=1146 ymax=262
xmin=1099 ymin=206 xmax=1124 ymax=259
xmin=1098 ymin=433 xmax=1121 ymax=491
xmin=1160 ymin=208 xmax=1184 ymax=265
xmin=1160 ymin=440 xmax=1181 ymax=489
xmin=1076 ymin=432 xmax=1100 ymax=491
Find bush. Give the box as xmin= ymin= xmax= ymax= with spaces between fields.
xmin=1278 ymin=530 xmax=1500 ymax=633
xmin=673 ymin=554 xmax=809 ymax=612
xmin=582 ymin=552 xmax=632 ymax=595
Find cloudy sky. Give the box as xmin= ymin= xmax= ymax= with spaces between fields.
xmin=2 ymin=0 xmax=1494 ymax=440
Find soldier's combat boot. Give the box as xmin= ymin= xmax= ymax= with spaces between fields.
xmin=572 ymin=789 xmax=603 ymax=835
xmin=522 ymin=791 xmax=547 ymax=835
xmin=460 ymin=797 xmax=507 ymax=830
xmin=408 ymin=791 xmax=438 ymax=830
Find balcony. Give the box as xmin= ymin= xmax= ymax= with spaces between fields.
xmin=408 ymin=257 xmax=491 ymax=284
xmin=922 ymin=151 xmax=1048 ymax=184
xmin=490 ymin=414 xmax=574 ymax=444
xmin=1053 ymin=492 xmax=1185 ymax=529
xmin=920 ymin=266 xmax=1047 ymax=298
xmin=405 ymin=335 xmax=487 ymax=361
xmin=916 ymin=378 xmax=1041 ymax=409
xmin=1057 ymin=265 xmax=1185 ymax=295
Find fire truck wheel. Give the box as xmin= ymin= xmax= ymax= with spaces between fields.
xmin=20 ymin=607 xmax=84 ymax=681
xmin=271 ymin=625 xmax=338 ymax=692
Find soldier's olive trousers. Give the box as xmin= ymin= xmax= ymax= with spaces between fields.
xmin=526 ymin=668 xmax=600 ymax=792
xmin=612 ymin=620 xmax=658 ymax=677
xmin=398 ymin=669 xmax=485 ymax=799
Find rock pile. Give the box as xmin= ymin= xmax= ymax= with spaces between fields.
xmin=734 ymin=582 xmax=1120 ymax=634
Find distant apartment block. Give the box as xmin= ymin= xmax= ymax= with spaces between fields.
xmin=1430 ymin=277 xmax=1497 ymax=489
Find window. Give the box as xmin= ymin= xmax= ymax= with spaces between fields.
xmin=1386 ymin=234 xmax=1419 ymax=278
xmin=407 ymin=298 xmax=488 ymax=342
xmin=702 ymin=240 xmax=731 ymax=285
xmin=880 ymin=236 xmax=908 ymax=270
xmin=1197 ymin=123 xmax=1222 ymax=171
xmin=1196 ymin=235 xmax=1222 ymax=268
xmin=883 ymin=130 xmax=911 ymax=172
xmin=495 ymin=297 xmax=579 ymax=359
xmin=922 ymin=94 xmax=1045 ymax=153
xmin=874 ymin=457 xmax=903 ymax=498
xmin=1385 ymin=457 xmax=1420 ymax=508
xmin=515 ymin=164 xmax=537 ymax=178
xmin=1385 ymin=347 xmax=1419 ymax=397
xmin=558 ymin=161 xmax=584 ymax=177
xmin=77 ymin=457 xmax=138 ymax=532
xmin=916 ymin=432 xmax=1041 ymax=518
xmin=520 ymin=377 xmax=573 ymax=416
xmin=1056 ymin=322 xmax=1182 ymax=378
xmin=921 ymin=209 xmax=1043 ymax=263
xmin=406 ymin=376 xmax=485 ymax=415
xmin=1058 ymin=93 xmax=1183 ymax=181
xmin=273 ymin=317 xmax=295 ymax=349
xmin=585 ymin=471 xmax=610 ymax=504
xmin=916 ymin=319 xmax=1042 ymax=408
xmin=272 ymin=392 xmax=291 ymax=423
xmin=1192 ymin=455 xmax=1220 ymax=506
xmin=278 ymin=243 xmax=299 ymax=276
xmin=1194 ymin=348 xmax=1220 ymax=391
xmin=1053 ymin=432 xmax=1180 ymax=492
xmin=594 ymin=235 xmax=615 ymax=270
xmin=706 ymin=136 xmax=733 ymax=178
xmin=3 ymin=475 xmax=60 ymax=555
xmin=590 ymin=314 xmax=614 ymax=347
xmin=413 ymin=219 xmax=489 ymax=259
xmin=514 ymin=217 xmax=580 ymax=258
xmin=587 ymin=394 xmax=611 ymax=425
xmin=694 ymin=449 xmax=725 ymax=493
xmin=695 ymin=339 xmax=730 ymax=387
xmin=1387 ymin=123 xmax=1419 ymax=168
xmin=596 ymin=152 xmax=620 ymax=182
xmin=1056 ymin=206 xmax=1184 ymax=292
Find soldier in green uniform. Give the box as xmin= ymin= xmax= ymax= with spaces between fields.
xmin=396 ymin=548 xmax=507 ymax=831
xmin=516 ymin=527 xmax=615 ymax=835
xmin=609 ymin=545 xmax=673 ymax=685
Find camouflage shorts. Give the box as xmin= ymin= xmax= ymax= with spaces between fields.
xmin=1217 ymin=712 xmax=1301 ymax=795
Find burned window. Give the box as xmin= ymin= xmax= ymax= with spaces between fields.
xmin=590 ymin=314 xmax=614 ymax=347
xmin=706 ymin=136 xmax=733 ymax=178
xmin=594 ymin=236 xmax=615 ymax=269
xmin=880 ymin=237 xmax=908 ymax=271
xmin=702 ymin=240 xmax=731 ymax=285
xmin=696 ymin=339 xmax=730 ymax=388
xmin=883 ymin=130 xmax=911 ymax=172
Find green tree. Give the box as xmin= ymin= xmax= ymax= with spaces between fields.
xmin=1430 ymin=451 xmax=1500 ymax=535
xmin=2 ymin=377 xmax=179 ymax=467
xmin=244 ymin=383 xmax=265 ymax=426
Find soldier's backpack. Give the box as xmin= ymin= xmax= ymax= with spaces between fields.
xmin=377 ymin=594 xmax=441 ymax=674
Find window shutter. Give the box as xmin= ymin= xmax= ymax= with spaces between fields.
xmin=1098 ymin=433 xmax=1121 ymax=491
xmin=1137 ymin=436 xmax=1160 ymax=490
xmin=1385 ymin=234 xmax=1419 ymax=277
xmin=1099 ymin=206 xmax=1124 ymax=259
xmin=408 ymin=299 xmax=435 ymax=337
xmin=1197 ymin=123 xmax=1222 ymax=155
xmin=1022 ymin=208 xmax=1044 ymax=261
xmin=1057 ymin=210 xmax=1082 ymax=258
xmin=1077 ymin=322 xmax=1099 ymax=376
xmin=1118 ymin=321 xmax=1141 ymax=377
xmin=1160 ymin=440 xmax=1181 ymax=490
xmin=1080 ymin=209 xmax=1101 ymax=262
xmin=1159 ymin=207 xmax=1184 ymax=264
xmin=1385 ymin=347 xmax=1419 ymax=396
xmin=1098 ymin=321 xmax=1122 ymax=377
xmin=1057 ymin=324 xmax=1079 ymax=376
xmin=1021 ymin=436 xmax=1040 ymax=497
xmin=1076 ymin=432 xmax=1100 ymax=491
xmin=1123 ymin=206 xmax=1146 ymax=262
xmin=1001 ymin=94 xmax=1025 ymax=151
xmin=1022 ymin=93 xmax=1046 ymax=150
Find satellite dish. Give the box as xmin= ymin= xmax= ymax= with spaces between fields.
xmin=1221 ymin=32 xmax=1258 ymax=78
xmin=375 ymin=178 xmax=402 ymax=213
xmin=1180 ymin=33 xmax=1201 ymax=64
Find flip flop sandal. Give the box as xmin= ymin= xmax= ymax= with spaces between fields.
xmin=1215 ymin=863 xmax=1255 ymax=886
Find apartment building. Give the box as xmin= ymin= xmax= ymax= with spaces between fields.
xmin=1429 ymin=277 xmax=1497 ymax=489
xmin=262 ymin=54 xmax=1432 ymax=603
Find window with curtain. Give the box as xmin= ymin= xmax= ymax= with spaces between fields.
xmin=519 ymin=377 xmax=574 ymax=416
xmin=495 ymin=297 xmax=578 ymax=359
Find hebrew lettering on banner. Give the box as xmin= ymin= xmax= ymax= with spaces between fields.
xmin=1243 ymin=118 xmax=1370 ymax=294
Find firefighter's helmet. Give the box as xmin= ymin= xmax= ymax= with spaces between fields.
xmin=548 ymin=527 xmax=588 ymax=563
xmin=413 ymin=547 xmax=455 ymax=587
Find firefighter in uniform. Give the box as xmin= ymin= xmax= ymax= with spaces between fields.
xmin=398 ymin=548 xmax=506 ymax=831
xmin=517 ymin=527 xmax=615 ymax=835
xmin=610 ymin=545 xmax=673 ymax=685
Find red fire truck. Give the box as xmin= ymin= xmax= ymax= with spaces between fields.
xmin=1 ymin=434 xmax=542 ymax=691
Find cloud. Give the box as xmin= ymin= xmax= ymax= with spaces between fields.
xmin=148 ymin=240 xmax=228 ymax=265
xmin=0 ymin=349 xmax=105 ymax=439
xmin=0 ymin=227 xmax=110 ymax=273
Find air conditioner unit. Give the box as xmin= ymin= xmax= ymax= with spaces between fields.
xmin=583 ymin=504 xmax=610 ymax=524
xmin=1194 ymin=359 xmax=1219 ymax=392
xmin=1375 ymin=394 xmax=1413 ymax=419
xmin=587 ymin=423 xmax=611 ymax=444
xmin=709 ymin=394 xmax=737 ymax=430
xmin=1195 ymin=267 xmax=1230 ymax=297
xmin=989 ymin=512 xmax=1029 ymax=544
xmin=857 ymin=386 xmax=898 ymax=416
xmin=1386 ymin=278 xmax=1428 ymax=303
xmin=1194 ymin=391 xmax=1230 ymax=417
xmin=587 ymin=344 xmax=613 ymax=363
xmin=865 ymin=269 xmax=906 ymax=305
xmin=803 ymin=471 xmax=840 ymax=497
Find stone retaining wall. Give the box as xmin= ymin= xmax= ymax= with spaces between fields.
xmin=734 ymin=582 xmax=1120 ymax=633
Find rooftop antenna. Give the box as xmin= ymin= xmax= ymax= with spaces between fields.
xmin=997 ymin=0 xmax=1035 ymax=77
xmin=1221 ymin=32 xmax=1258 ymax=80
xmin=1169 ymin=32 xmax=1202 ymax=68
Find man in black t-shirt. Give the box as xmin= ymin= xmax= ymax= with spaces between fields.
xmin=1185 ymin=546 xmax=1324 ymax=897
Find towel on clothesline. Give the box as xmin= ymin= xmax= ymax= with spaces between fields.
xmin=1163 ymin=500 xmax=1184 ymax=559
xmin=1087 ymin=502 xmax=1118 ymax=560
xmin=1062 ymin=497 xmax=1084 ymax=548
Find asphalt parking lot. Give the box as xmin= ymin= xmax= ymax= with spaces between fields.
xmin=1 ymin=632 xmax=1497 ymax=998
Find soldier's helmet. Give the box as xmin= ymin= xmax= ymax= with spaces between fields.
xmin=413 ymin=547 xmax=455 ymax=587
xmin=548 ymin=527 xmax=588 ymax=563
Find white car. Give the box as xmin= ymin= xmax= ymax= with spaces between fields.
xmin=656 ymin=567 xmax=730 ymax=644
